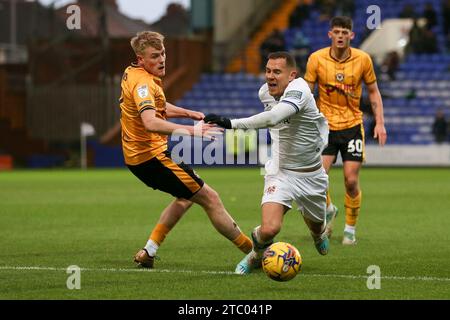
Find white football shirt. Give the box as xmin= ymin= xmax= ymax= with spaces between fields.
xmin=258 ymin=78 xmax=329 ymax=171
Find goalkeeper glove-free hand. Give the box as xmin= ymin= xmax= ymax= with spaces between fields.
xmin=204 ymin=113 xmax=232 ymax=129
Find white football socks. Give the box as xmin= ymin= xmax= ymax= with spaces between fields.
xmin=344 ymin=224 xmax=356 ymax=235
xmin=144 ymin=239 xmax=159 ymax=257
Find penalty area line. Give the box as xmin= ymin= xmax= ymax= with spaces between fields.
xmin=0 ymin=266 xmax=450 ymax=282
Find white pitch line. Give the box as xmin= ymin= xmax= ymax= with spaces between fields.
xmin=304 ymin=273 xmax=450 ymax=282
xmin=1 ymin=265 xmax=450 ymax=282
xmin=0 ymin=266 xmax=235 ymax=275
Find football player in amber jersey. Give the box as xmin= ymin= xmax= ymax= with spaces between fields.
xmin=121 ymin=31 xmax=252 ymax=268
xmin=305 ymin=16 xmax=387 ymax=245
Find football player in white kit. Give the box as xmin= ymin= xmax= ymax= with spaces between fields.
xmin=204 ymin=52 xmax=331 ymax=275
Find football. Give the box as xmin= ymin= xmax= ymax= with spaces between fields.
xmin=262 ymin=242 xmax=302 ymax=282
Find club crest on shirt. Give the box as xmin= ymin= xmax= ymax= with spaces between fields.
xmin=137 ymin=84 xmax=149 ymax=98
xmin=336 ymin=73 xmax=344 ymax=82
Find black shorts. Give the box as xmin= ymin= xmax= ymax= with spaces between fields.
xmin=127 ymin=151 xmax=204 ymax=199
xmin=322 ymin=124 xmax=365 ymax=162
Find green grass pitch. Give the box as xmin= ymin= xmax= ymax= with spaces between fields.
xmin=0 ymin=167 xmax=449 ymax=299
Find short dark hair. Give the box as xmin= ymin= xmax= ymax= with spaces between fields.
xmin=267 ymin=51 xmax=297 ymax=70
xmin=330 ymin=16 xmax=353 ymax=31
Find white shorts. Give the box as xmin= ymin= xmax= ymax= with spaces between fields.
xmin=261 ymin=167 xmax=328 ymax=223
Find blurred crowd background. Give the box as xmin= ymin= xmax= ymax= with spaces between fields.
xmin=0 ymin=0 xmax=449 ymax=169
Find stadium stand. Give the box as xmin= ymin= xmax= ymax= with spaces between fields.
xmin=177 ymin=0 xmax=450 ymax=145
xmin=176 ymin=72 xmax=265 ymax=125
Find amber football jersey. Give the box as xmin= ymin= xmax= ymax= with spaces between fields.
xmin=304 ymin=47 xmax=377 ymax=131
xmin=119 ymin=64 xmax=168 ymax=165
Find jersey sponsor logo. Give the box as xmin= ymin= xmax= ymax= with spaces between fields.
xmin=325 ymin=83 xmax=356 ymax=98
xmin=285 ymin=90 xmax=303 ymax=100
xmin=137 ymin=84 xmax=149 ymax=98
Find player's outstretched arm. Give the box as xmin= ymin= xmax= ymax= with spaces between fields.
xmin=165 ymin=102 xmax=205 ymax=120
xmin=205 ymin=102 xmax=297 ymax=130
xmin=367 ymin=82 xmax=387 ymax=146
xmin=141 ymin=108 xmax=221 ymax=139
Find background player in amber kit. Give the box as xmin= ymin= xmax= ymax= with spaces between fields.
xmin=305 ymin=16 xmax=387 ymax=245
xmin=121 ymin=31 xmax=252 ymax=268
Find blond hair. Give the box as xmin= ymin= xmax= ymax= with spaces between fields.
xmin=130 ymin=31 xmax=164 ymax=55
